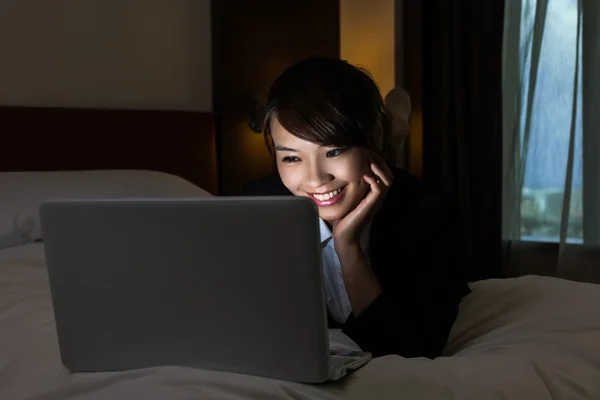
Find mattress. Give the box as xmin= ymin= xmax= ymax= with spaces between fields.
xmin=1 ymin=243 xmax=600 ymax=400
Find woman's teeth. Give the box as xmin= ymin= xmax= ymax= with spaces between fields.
xmin=313 ymin=188 xmax=342 ymax=201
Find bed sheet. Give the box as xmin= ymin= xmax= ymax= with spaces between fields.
xmin=0 ymin=242 xmax=46 ymax=261
xmin=1 ymin=243 xmax=600 ymax=400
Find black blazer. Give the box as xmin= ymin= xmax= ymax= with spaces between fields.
xmin=243 ymin=167 xmax=471 ymax=358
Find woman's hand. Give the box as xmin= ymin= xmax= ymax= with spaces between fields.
xmin=332 ymin=154 xmax=394 ymax=250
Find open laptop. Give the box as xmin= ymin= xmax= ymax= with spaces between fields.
xmin=39 ymin=197 xmax=371 ymax=383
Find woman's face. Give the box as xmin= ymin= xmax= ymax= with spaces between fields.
xmin=270 ymin=118 xmax=371 ymax=223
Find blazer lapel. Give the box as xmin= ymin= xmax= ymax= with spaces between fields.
xmin=367 ymin=168 xmax=403 ymax=282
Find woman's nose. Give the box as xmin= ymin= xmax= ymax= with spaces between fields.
xmin=305 ymin=162 xmax=333 ymax=189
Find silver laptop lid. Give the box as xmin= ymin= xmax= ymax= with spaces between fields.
xmin=40 ymin=197 xmax=330 ymax=383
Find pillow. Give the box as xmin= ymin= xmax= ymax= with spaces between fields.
xmin=0 ymin=170 xmax=211 ymax=248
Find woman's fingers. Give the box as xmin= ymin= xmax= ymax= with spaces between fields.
xmin=369 ymin=153 xmax=394 ymax=186
xmin=371 ymin=162 xmax=392 ymax=186
xmin=364 ymin=173 xmax=382 ymax=194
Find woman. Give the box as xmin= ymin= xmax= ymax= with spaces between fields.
xmin=244 ymin=56 xmax=470 ymax=359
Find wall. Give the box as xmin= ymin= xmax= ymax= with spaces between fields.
xmin=340 ymin=0 xmax=395 ymax=98
xmin=0 ymin=0 xmax=212 ymax=111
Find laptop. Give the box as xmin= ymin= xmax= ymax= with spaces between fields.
xmin=39 ymin=197 xmax=371 ymax=383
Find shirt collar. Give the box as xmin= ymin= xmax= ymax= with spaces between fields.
xmin=319 ymin=218 xmax=333 ymax=243
xmin=318 ymin=217 xmax=373 ymax=248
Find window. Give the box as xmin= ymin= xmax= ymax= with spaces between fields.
xmin=515 ymin=0 xmax=583 ymax=243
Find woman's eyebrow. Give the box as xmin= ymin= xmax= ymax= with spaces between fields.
xmin=274 ymin=145 xmax=297 ymax=152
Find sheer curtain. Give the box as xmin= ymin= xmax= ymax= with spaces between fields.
xmin=502 ymin=0 xmax=600 ymax=277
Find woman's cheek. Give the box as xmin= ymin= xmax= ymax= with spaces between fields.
xmin=278 ymin=166 xmax=302 ymax=193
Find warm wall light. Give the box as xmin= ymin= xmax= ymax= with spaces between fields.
xmin=340 ymin=0 xmax=395 ymax=98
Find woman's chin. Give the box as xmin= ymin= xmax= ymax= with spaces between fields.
xmin=318 ymin=205 xmax=350 ymax=223
xmin=319 ymin=194 xmax=364 ymax=221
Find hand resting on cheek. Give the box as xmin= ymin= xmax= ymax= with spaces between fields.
xmin=332 ymin=152 xmax=394 ymax=250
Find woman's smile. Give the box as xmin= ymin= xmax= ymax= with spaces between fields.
xmin=309 ymin=185 xmax=347 ymax=207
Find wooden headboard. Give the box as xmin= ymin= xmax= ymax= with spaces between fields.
xmin=0 ymin=106 xmax=218 ymax=195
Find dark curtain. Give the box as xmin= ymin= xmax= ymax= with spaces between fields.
xmin=582 ymin=1 xmax=600 ymax=245
xmin=421 ymin=1 xmax=505 ymax=281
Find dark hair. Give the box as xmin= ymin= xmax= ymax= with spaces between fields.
xmin=263 ymin=56 xmax=392 ymax=160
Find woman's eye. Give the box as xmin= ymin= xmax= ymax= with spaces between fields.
xmin=326 ymin=148 xmax=346 ymax=158
xmin=282 ymin=156 xmax=300 ymax=163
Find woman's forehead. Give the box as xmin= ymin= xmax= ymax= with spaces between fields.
xmin=271 ymin=123 xmax=322 ymax=150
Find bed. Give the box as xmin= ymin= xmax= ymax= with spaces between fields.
xmin=2 ymin=106 xmax=600 ymax=399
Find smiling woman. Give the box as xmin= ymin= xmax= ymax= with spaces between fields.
xmin=243 ymin=56 xmax=471 ymax=359
xmin=263 ymin=57 xmax=391 ymax=224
